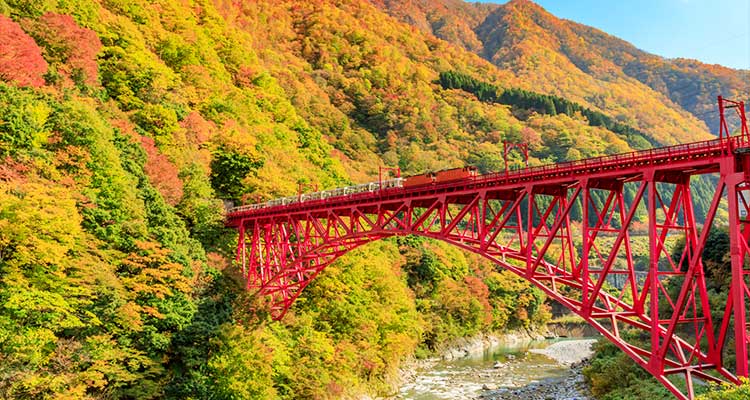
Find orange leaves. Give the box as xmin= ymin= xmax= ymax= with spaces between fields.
xmin=0 ymin=15 xmax=47 ymax=87
xmin=180 ymin=111 xmax=216 ymax=146
xmin=520 ymin=126 xmax=541 ymax=147
xmin=434 ymin=279 xmax=484 ymax=328
xmin=117 ymin=302 xmax=144 ymax=332
xmin=233 ymin=65 xmax=256 ymax=88
xmin=119 ymin=240 xmax=192 ymax=304
xmin=213 ymin=118 xmax=259 ymax=154
xmin=51 ymin=142 xmax=93 ymax=182
xmin=140 ymin=135 xmax=183 ymax=206
xmin=206 ymin=252 xmax=229 ymax=271
xmin=463 ymin=275 xmax=493 ymax=324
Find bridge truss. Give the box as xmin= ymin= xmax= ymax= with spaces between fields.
xmin=226 ymin=99 xmax=749 ymax=399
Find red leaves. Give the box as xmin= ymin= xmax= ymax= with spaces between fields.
xmin=140 ymin=136 xmax=184 ymax=206
xmin=0 ymin=13 xmax=102 ymax=88
xmin=233 ymin=66 xmax=256 ymax=88
xmin=25 ymin=13 xmax=102 ymax=86
xmin=0 ymin=156 xmax=29 ymax=181
xmin=0 ymin=15 xmax=47 ymax=87
xmin=112 ymin=118 xmax=184 ymax=205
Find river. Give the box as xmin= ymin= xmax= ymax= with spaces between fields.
xmin=397 ymin=337 xmax=596 ymax=400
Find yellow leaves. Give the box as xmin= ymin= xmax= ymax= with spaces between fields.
xmin=207 ymin=324 xmax=279 ymax=399
xmin=214 ymin=118 xmax=260 ymax=157
xmin=277 ymin=242 xmax=422 ymax=394
xmin=3 ymin=327 xmax=57 ymax=367
xmin=117 ymin=302 xmax=143 ymax=331
xmin=119 ymin=240 xmax=192 ymax=300
xmin=0 ymin=181 xmax=82 ymax=267
xmin=3 ymin=280 xmax=85 ymax=330
xmin=565 ymin=147 xmax=582 ymax=161
xmin=380 ymin=331 xmax=418 ymax=365
xmin=698 ymin=377 xmax=750 ymax=400
xmin=81 ymin=334 xmax=150 ymax=388
xmin=5 ymin=370 xmax=75 ymax=400
xmin=25 ymin=101 xmax=52 ymax=149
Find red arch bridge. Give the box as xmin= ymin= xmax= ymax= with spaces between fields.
xmin=226 ymin=98 xmax=749 ymax=399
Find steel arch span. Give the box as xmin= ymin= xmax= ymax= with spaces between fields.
xmin=226 ymin=102 xmax=749 ymax=399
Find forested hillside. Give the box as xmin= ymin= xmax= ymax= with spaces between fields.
xmin=374 ymin=0 xmax=749 ymax=136
xmin=0 ymin=0 xmax=741 ymax=399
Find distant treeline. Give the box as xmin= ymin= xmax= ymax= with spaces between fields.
xmin=438 ymin=71 xmax=655 ymax=149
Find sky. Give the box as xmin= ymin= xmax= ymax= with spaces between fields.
xmin=476 ymin=0 xmax=750 ymax=70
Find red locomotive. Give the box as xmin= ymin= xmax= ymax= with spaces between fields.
xmin=403 ymin=166 xmax=478 ymax=188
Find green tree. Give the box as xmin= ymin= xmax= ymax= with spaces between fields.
xmin=209 ymin=146 xmax=262 ymax=202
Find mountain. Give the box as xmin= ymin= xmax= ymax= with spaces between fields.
xmin=0 ymin=0 xmax=742 ymax=399
xmin=372 ymin=0 xmax=750 ymax=137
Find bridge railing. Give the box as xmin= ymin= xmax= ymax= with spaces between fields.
xmin=228 ymin=136 xmax=743 ymax=216
xmin=476 ymin=136 xmax=731 ymax=185
xmin=229 ymin=178 xmax=404 ymax=214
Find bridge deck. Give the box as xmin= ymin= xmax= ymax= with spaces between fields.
xmin=226 ymin=137 xmax=744 ymax=225
xmin=226 ymin=98 xmax=750 ymax=400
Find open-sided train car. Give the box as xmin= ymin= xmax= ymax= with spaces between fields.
xmin=231 ymin=166 xmax=478 ymax=214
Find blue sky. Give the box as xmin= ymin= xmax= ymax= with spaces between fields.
xmin=475 ymin=0 xmax=750 ymax=70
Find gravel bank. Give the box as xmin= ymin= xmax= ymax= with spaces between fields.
xmin=479 ymin=339 xmax=596 ymax=400
xmin=479 ymin=361 xmax=592 ymax=400
xmin=528 ymin=339 xmax=597 ymax=365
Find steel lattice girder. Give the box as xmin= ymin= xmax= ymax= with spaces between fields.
xmin=229 ymin=138 xmax=750 ymax=400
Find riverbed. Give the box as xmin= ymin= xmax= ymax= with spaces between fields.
xmin=397 ymin=338 xmax=596 ymax=400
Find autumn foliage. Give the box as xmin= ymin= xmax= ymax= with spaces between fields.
xmin=23 ymin=13 xmax=102 ymax=86
xmin=0 ymin=15 xmax=47 ymax=87
xmin=180 ymin=110 xmax=216 ymax=145
xmin=141 ymin=135 xmax=183 ymax=206
xmin=0 ymin=0 xmax=744 ymax=399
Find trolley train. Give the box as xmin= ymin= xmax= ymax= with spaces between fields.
xmin=230 ymin=166 xmax=478 ymax=213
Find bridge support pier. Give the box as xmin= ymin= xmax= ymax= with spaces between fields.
xmin=725 ymin=171 xmax=750 ymax=378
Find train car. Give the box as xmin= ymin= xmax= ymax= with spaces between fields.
xmin=434 ymin=166 xmax=478 ymax=183
xmin=403 ymin=166 xmax=478 ymax=188
xmin=403 ymin=172 xmax=436 ymax=187
xmin=381 ymin=178 xmax=404 ymax=189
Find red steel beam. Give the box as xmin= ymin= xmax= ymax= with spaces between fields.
xmin=228 ymin=106 xmax=750 ymax=399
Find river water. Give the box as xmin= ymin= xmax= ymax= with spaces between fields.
xmin=398 ymin=338 xmax=595 ymax=400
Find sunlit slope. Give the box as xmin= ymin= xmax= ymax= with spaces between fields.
xmin=374 ymin=0 xmax=748 ymax=141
